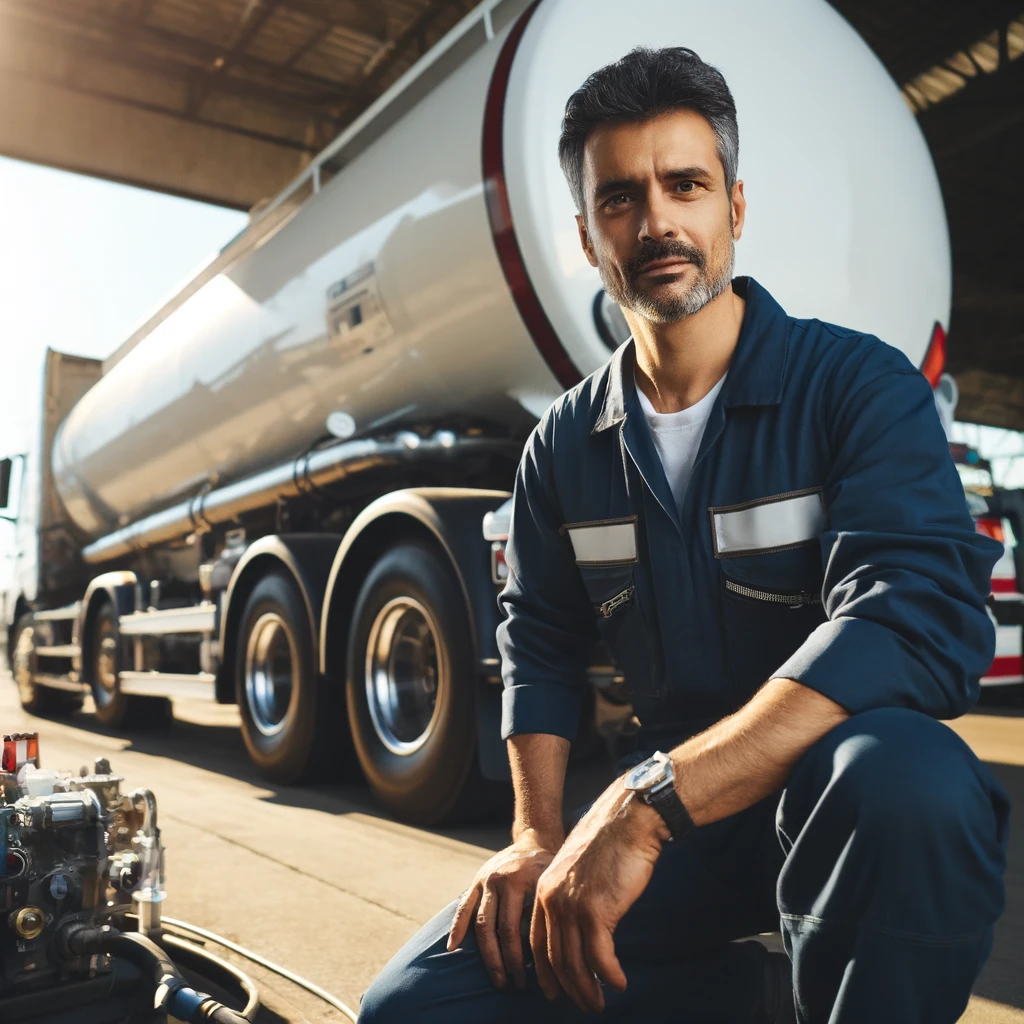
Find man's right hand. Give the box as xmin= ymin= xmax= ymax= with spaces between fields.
xmin=446 ymin=828 xmax=562 ymax=991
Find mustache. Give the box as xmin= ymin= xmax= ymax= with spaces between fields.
xmin=624 ymin=240 xmax=706 ymax=281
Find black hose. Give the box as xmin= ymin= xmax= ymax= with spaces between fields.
xmin=151 ymin=915 xmax=359 ymax=1021
xmin=64 ymin=925 xmax=256 ymax=1024
xmin=161 ymin=933 xmax=260 ymax=1019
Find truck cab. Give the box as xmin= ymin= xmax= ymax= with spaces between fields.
xmin=950 ymin=442 xmax=1024 ymax=688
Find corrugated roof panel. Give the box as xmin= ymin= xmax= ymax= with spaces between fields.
xmin=148 ymin=0 xmax=250 ymax=49
xmin=244 ymin=6 xmax=322 ymax=63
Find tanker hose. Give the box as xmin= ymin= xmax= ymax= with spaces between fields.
xmin=63 ymin=923 xmax=257 ymax=1023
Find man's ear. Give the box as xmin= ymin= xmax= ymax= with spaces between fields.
xmin=731 ymin=180 xmax=746 ymax=241
xmin=577 ymin=214 xmax=599 ymax=268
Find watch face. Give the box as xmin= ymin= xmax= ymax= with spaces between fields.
xmin=625 ymin=755 xmax=669 ymax=791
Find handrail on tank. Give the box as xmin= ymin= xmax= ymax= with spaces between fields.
xmin=253 ymin=0 xmax=514 ymax=224
xmin=102 ymin=0 xmax=526 ymax=376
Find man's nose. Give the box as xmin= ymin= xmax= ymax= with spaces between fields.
xmin=639 ymin=191 xmax=677 ymax=242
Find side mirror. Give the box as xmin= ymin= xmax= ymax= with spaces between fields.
xmin=0 ymin=457 xmax=11 ymax=510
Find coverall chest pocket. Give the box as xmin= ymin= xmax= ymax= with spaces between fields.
xmin=718 ymin=544 xmax=827 ymax=703
xmin=577 ymin=564 xmax=663 ymax=700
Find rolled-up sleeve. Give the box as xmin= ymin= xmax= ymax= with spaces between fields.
xmin=772 ymin=348 xmax=1002 ymax=719
xmin=497 ymin=412 xmax=597 ymax=742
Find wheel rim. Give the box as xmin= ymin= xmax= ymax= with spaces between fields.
xmin=364 ymin=596 xmax=444 ymax=756
xmin=93 ymin=622 xmax=118 ymax=709
xmin=13 ymin=627 xmax=35 ymax=706
xmin=244 ymin=612 xmax=297 ymax=737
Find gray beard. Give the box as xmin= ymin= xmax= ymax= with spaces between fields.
xmin=604 ymin=241 xmax=735 ymax=324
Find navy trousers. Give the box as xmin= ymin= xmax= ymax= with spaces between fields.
xmin=358 ymin=709 xmax=1010 ymax=1023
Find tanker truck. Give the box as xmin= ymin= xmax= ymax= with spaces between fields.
xmin=0 ymin=0 xmax=965 ymax=825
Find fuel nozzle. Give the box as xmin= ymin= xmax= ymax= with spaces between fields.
xmin=128 ymin=788 xmax=166 ymax=937
xmin=132 ymin=841 xmax=166 ymax=937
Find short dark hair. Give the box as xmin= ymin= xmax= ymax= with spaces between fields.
xmin=558 ymin=47 xmax=739 ymax=215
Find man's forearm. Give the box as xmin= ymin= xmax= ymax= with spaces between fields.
xmin=669 ymin=678 xmax=849 ymax=827
xmin=508 ymin=733 xmax=571 ymax=847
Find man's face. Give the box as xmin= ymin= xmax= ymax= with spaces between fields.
xmin=577 ymin=109 xmax=745 ymax=323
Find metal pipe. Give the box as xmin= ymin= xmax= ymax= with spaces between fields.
xmin=125 ymin=788 xmax=158 ymax=835
xmin=82 ymin=431 xmax=519 ymax=564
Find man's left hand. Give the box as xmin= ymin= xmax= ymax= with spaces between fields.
xmin=529 ymin=777 xmax=670 ymax=1013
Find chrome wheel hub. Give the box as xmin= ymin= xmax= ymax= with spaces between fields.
xmin=244 ymin=613 xmax=296 ymax=737
xmin=93 ymin=628 xmax=118 ymax=708
xmin=365 ymin=596 xmax=444 ymax=756
xmin=13 ymin=627 xmax=34 ymax=706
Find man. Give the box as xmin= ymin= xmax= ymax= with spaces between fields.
xmin=359 ymin=47 xmax=1009 ymax=1023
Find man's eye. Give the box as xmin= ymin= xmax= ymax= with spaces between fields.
xmin=606 ymin=194 xmax=631 ymax=208
xmin=676 ymin=181 xmax=696 ymax=193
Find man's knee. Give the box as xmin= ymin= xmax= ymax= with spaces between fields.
xmin=819 ymin=708 xmax=1001 ymax=836
xmin=356 ymin=898 xmax=464 ymax=1024
xmin=780 ymin=708 xmax=1008 ymax=931
xmin=357 ymin=974 xmax=407 ymax=1024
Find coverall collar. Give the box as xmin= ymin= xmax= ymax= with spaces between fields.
xmin=591 ymin=276 xmax=788 ymax=435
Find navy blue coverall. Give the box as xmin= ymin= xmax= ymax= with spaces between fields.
xmin=359 ymin=278 xmax=1010 ymax=1023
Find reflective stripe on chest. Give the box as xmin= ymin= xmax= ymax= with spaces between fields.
xmin=559 ymin=516 xmax=639 ymax=565
xmin=709 ymin=487 xmax=825 ymax=558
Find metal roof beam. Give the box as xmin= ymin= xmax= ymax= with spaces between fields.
xmin=333 ymin=0 xmax=464 ymax=117
xmin=281 ymin=19 xmax=334 ymax=69
xmin=188 ymin=0 xmax=284 ymax=116
xmin=0 ymin=0 xmax=354 ymax=99
xmin=0 ymin=63 xmax=317 ymax=154
xmin=0 ymin=10 xmax=340 ymax=128
xmin=919 ymin=50 xmax=1024 ymax=161
xmin=280 ymin=0 xmax=390 ymax=43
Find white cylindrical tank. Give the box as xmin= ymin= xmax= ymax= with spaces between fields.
xmin=53 ymin=0 xmax=950 ymax=541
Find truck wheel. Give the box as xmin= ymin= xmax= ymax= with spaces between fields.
xmin=89 ymin=601 xmax=171 ymax=730
xmin=236 ymin=571 xmax=332 ymax=784
xmin=346 ymin=542 xmax=495 ymax=825
xmin=11 ymin=617 xmax=83 ymax=718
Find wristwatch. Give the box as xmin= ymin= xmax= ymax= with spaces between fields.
xmin=622 ymin=751 xmax=695 ymax=842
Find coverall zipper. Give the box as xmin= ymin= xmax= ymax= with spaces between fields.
xmin=724 ymin=579 xmax=822 ymax=608
xmin=598 ymin=585 xmax=635 ymax=618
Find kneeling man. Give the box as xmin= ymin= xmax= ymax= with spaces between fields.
xmin=359 ymin=46 xmax=1009 ymax=1024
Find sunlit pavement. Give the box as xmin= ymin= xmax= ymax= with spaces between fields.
xmin=1 ymin=668 xmax=1021 ymax=1023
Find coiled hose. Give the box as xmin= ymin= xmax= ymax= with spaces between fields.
xmin=66 ymin=916 xmax=360 ymax=1023
xmin=151 ymin=915 xmax=359 ymax=1022
xmin=65 ymin=925 xmax=255 ymax=1023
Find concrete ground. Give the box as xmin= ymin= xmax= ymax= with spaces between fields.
xmin=0 ymin=669 xmax=1021 ymax=1023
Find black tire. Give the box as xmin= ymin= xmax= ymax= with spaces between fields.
xmin=235 ymin=571 xmax=336 ymax=784
xmin=11 ymin=616 xmax=83 ymax=718
xmin=346 ymin=541 xmax=502 ymax=826
xmin=89 ymin=601 xmax=172 ymax=730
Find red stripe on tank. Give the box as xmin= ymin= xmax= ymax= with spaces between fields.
xmin=481 ymin=0 xmax=582 ymax=391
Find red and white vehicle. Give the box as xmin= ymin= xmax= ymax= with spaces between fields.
xmin=950 ymin=443 xmax=1024 ymax=687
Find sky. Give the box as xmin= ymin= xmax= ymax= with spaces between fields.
xmin=0 ymin=156 xmax=247 ymax=576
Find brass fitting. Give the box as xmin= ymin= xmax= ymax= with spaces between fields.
xmin=13 ymin=906 xmax=46 ymax=940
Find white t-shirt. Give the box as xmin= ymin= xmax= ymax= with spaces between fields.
xmin=634 ymin=370 xmax=727 ymax=514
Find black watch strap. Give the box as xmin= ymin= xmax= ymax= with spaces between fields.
xmin=645 ymin=782 xmax=696 ymax=841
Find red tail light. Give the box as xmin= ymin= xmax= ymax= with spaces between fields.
xmin=921 ymin=321 xmax=946 ymax=387
xmin=976 ymin=518 xmax=1005 ymax=543
xmin=2 ymin=733 xmax=40 ymax=773
xmin=490 ymin=541 xmax=509 ymax=585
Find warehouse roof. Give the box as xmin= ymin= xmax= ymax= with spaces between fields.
xmin=0 ymin=0 xmax=1021 ymax=428
xmin=831 ymin=0 xmax=1024 ymax=430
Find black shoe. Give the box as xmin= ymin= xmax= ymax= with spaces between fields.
xmin=759 ymin=950 xmax=794 ymax=1024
